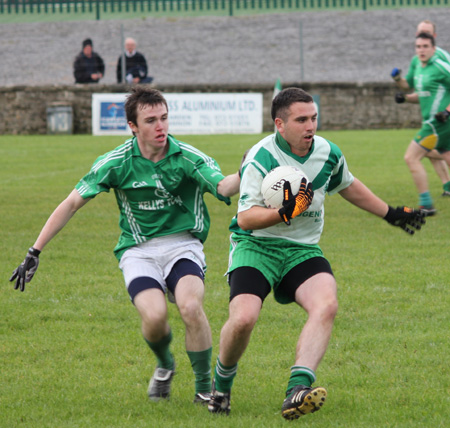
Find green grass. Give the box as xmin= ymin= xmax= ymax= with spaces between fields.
xmin=1 ymin=130 xmax=450 ymax=427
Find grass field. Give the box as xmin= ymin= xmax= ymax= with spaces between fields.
xmin=1 ymin=130 xmax=449 ymax=427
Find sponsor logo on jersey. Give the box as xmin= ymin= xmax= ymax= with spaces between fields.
xmin=133 ymin=181 xmax=148 ymax=188
xmin=138 ymin=178 xmax=184 ymax=211
xmin=300 ymin=209 xmax=323 ymax=222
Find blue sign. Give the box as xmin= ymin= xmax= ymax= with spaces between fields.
xmin=99 ymin=102 xmax=127 ymax=131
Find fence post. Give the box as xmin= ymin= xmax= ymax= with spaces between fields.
xmin=96 ymin=0 xmax=100 ymax=19
xmin=299 ymin=20 xmax=304 ymax=81
xmin=121 ymin=24 xmax=126 ymax=83
xmin=229 ymin=0 xmax=233 ymax=15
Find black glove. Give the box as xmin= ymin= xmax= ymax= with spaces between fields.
xmin=435 ymin=110 xmax=450 ymax=123
xmin=383 ymin=206 xmax=425 ymax=235
xmin=278 ymin=178 xmax=314 ymax=225
xmin=9 ymin=247 xmax=41 ymax=292
xmin=395 ymin=93 xmax=406 ymax=104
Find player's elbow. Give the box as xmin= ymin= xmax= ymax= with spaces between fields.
xmin=236 ymin=213 xmax=252 ymax=231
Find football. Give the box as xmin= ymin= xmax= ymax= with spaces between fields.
xmin=261 ymin=165 xmax=309 ymax=209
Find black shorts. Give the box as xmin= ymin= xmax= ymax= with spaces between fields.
xmin=229 ymin=257 xmax=334 ymax=304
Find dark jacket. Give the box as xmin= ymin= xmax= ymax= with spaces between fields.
xmin=73 ymin=51 xmax=105 ymax=84
xmin=116 ymin=51 xmax=150 ymax=83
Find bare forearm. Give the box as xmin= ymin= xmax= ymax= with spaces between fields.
xmin=217 ymin=172 xmax=240 ymax=197
xmin=405 ymin=93 xmax=419 ymax=103
xmin=33 ymin=189 xmax=90 ymax=251
xmin=237 ymin=206 xmax=281 ymax=230
xmin=339 ymin=179 xmax=389 ymax=218
xmin=394 ymin=78 xmax=411 ymax=91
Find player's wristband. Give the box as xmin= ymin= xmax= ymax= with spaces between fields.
xmin=383 ymin=206 xmax=395 ymax=223
xmin=28 ymin=247 xmax=41 ymax=257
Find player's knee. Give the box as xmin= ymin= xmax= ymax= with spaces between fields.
xmin=230 ymin=309 xmax=259 ymax=335
xmin=177 ymin=297 xmax=204 ymax=324
xmin=311 ymin=297 xmax=338 ymax=323
xmin=404 ymin=152 xmax=414 ymax=166
xmin=325 ymin=298 xmax=338 ymax=321
xmin=136 ymin=297 xmax=167 ymax=330
xmin=140 ymin=314 xmax=168 ymax=343
xmin=140 ymin=307 xmax=167 ymax=330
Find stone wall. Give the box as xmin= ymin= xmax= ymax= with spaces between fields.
xmin=0 ymin=83 xmax=421 ymax=135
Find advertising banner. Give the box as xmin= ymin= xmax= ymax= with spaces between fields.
xmin=92 ymin=92 xmax=263 ymax=136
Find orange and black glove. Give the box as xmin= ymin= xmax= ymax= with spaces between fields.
xmin=383 ymin=206 xmax=425 ymax=235
xmin=278 ymin=178 xmax=314 ymax=225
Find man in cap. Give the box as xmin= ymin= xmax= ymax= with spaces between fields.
xmin=74 ymin=38 xmax=105 ymax=84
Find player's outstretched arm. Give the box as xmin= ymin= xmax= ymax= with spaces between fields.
xmin=338 ymin=178 xmax=388 ymax=217
xmin=217 ymin=149 xmax=250 ymax=198
xmin=217 ymin=172 xmax=241 ymax=197
xmin=9 ymin=189 xmax=91 ymax=292
xmin=338 ymin=179 xmax=425 ymax=235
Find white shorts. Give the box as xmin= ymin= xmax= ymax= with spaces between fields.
xmin=119 ymin=232 xmax=206 ymax=294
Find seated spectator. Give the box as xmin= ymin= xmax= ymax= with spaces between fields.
xmin=73 ymin=38 xmax=105 ymax=84
xmin=116 ymin=37 xmax=153 ymax=84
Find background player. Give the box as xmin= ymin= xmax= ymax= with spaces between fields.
xmin=9 ymin=87 xmax=240 ymax=405
xmin=392 ymin=20 xmax=450 ymax=212
xmin=392 ymin=31 xmax=450 ymax=215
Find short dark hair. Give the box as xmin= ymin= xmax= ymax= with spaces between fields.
xmin=82 ymin=38 xmax=92 ymax=48
xmin=416 ymin=31 xmax=435 ymax=46
xmin=124 ymin=86 xmax=168 ymax=126
xmin=271 ymin=87 xmax=314 ymax=121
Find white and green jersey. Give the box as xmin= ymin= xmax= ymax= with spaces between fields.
xmin=406 ymin=54 xmax=450 ymax=121
xmin=406 ymin=46 xmax=450 ymax=82
xmin=76 ymin=135 xmax=230 ymax=260
xmin=230 ymin=132 xmax=354 ymax=245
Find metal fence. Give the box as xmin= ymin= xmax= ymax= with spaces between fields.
xmin=1 ymin=0 xmax=449 ymax=19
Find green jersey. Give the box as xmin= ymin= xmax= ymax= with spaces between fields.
xmin=76 ymin=135 xmax=230 ymax=260
xmin=230 ymin=132 xmax=354 ymax=245
xmin=406 ymin=55 xmax=450 ymax=122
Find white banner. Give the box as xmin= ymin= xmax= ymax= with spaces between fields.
xmin=164 ymin=93 xmax=262 ymax=134
xmin=92 ymin=92 xmax=263 ymax=136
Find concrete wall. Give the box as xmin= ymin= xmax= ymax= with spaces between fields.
xmin=0 ymin=83 xmax=421 ymax=135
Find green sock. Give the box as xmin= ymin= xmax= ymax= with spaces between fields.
xmin=444 ymin=181 xmax=450 ymax=192
xmin=214 ymin=357 xmax=238 ymax=394
xmin=286 ymin=366 xmax=316 ymax=395
xmin=145 ymin=330 xmax=175 ymax=370
xmin=419 ymin=191 xmax=433 ymax=208
xmin=187 ymin=347 xmax=212 ymax=394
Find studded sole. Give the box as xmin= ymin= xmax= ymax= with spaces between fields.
xmin=282 ymin=387 xmax=327 ymax=420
